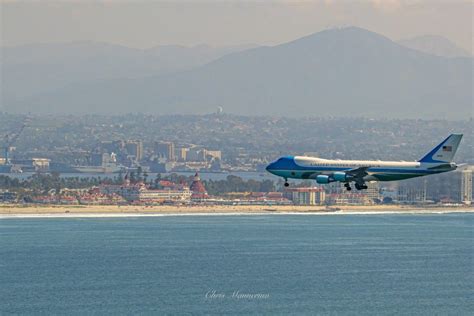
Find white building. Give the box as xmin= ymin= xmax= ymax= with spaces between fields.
xmin=204 ymin=150 xmax=222 ymax=161
xmin=284 ymin=187 xmax=326 ymax=205
xmin=100 ymin=183 xmax=192 ymax=203
xmin=461 ymin=169 xmax=472 ymax=205
xmin=365 ymin=182 xmax=381 ymax=201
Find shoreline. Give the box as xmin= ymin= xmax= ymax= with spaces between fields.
xmin=0 ymin=204 xmax=472 ymax=218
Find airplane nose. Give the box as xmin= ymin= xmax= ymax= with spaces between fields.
xmin=266 ymin=162 xmax=274 ymax=172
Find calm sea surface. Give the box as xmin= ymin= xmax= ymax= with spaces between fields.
xmin=1 ymin=214 xmax=473 ymax=315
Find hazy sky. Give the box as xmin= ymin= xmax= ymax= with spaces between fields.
xmin=1 ymin=0 xmax=472 ymax=52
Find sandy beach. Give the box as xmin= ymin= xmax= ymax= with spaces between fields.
xmin=0 ymin=204 xmax=473 ymax=218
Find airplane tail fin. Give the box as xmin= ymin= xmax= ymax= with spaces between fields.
xmin=418 ymin=134 xmax=463 ymax=163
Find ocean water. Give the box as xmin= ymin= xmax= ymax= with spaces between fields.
xmin=1 ymin=214 xmax=473 ymax=315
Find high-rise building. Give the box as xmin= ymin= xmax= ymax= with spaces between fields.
xmin=461 ymin=169 xmax=472 ymax=205
xmin=155 ymin=142 xmax=175 ymax=161
xmin=125 ymin=140 xmax=143 ymax=161
xmin=187 ymin=148 xmax=206 ymax=162
xmin=175 ymin=147 xmax=188 ymax=161
xmin=204 ymin=150 xmax=222 ymax=161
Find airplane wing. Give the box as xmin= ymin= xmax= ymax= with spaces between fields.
xmin=345 ymin=166 xmax=370 ymax=179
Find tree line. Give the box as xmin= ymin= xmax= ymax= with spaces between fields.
xmin=0 ymin=173 xmax=278 ymax=196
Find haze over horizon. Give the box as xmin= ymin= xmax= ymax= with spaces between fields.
xmin=1 ymin=1 xmax=472 ymax=119
xmin=1 ymin=1 xmax=472 ymax=53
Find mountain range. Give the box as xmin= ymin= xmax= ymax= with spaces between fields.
xmin=1 ymin=42 xmax=256 ymax=103
xmin=2 ymin=27 xmax=472 ymax=119
xmin=398 ymin=35 xmax=471 ymax=58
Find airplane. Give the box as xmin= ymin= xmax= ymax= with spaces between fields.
xmin=266 ymin=134 xmax=463 ymax=191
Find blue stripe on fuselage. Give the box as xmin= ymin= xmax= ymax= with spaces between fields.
xmin=265 ymin=157 xmax=441 ymax=175
xmin=267 ymin=167 xmax=439 ymax=175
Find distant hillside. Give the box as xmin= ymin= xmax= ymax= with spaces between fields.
xmin=398 ymin=35 xmax=471 ymax=58
xmin=1 ymin=42 xmax=255 ymax=102
xmin=3 ymin=27 xmax=473 ymax=119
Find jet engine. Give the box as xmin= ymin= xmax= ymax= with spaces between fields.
xmin=316 ymin=175 xmax=334 ymax=184
xmin=332 ymin=171 xmax=353 ymax=182
xmin=317 ymin=172 xmax=355 ymax=184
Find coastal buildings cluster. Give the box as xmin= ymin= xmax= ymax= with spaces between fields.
xmin=2 ymin=114 xmax=473 ymax=175
xmin=0 ymin=169 xmax=472 ymax=207
xmin=0 ymin=114 xmax=472 ymax=206
xmin=1 ymin=139 xmax=225 ymax=174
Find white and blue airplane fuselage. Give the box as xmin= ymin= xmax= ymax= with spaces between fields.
xmin=266 ymin=134 xmax=463 ymax=190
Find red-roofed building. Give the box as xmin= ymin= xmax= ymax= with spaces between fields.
xmin=158 ymin=180 xmax=175 ymax=189
xmin=190 ymin=172 xmax=209 ymax=200
xmin=266 ymin=192 xmax=284 ymax=199
xmin=99 ymin=180 xmax=191 ymax=204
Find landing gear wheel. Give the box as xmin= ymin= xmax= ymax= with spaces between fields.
xmin=355 ymin=183 xmax=368 ymax=190
xmin=344 ymin=183 xmax=351 ymax=191
xmin=284 ymin=182 xmax=289 ymax=187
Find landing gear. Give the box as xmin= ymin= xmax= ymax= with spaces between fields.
xmin=284 ymin=178 xmax=289 ymax=187
xmin=355 ymin=183 xmax=368 ymax=190
xmin=344 ymin=183 xmax=352 ymax=191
